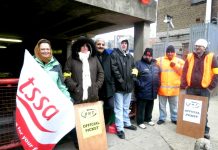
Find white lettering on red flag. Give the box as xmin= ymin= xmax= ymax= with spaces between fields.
xmin=16 ymin=50 xmax=75 ymax=150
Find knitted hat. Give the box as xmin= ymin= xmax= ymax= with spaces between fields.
xmin=166 ymin=45 xmax=175 ymax=53
xmin=143 ymin=48 xmax=153 ymax=57
xmin=195 ymin=39 xmax=208 ymax=48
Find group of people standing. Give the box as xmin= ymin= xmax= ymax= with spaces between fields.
xmin=33 ymin=36 xmax=218 ymax=149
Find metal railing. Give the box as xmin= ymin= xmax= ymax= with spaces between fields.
xmin=0 ymin=78 xmax=21 ymax=150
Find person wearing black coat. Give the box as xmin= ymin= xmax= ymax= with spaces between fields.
xmin=64 ymin=36 xmax=104 ymax=149
xmin=134 ymin=48 xmax=161 ymax=129
xmin=110 ymin=39 xmax=137 ymax=139
xmin=95 ymin=38 xmax=115 ymax=125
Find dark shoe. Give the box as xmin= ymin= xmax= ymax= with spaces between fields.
xmin=157 ymin=120 xmax=165 ymax=125
xmin=204 ymin=133 xmax=210 ymax=139
xmin=124 ymin=125 xmax=137 ymax=130
xmin=117 ymin=131 xmax=125 ymax=139
xmin=171 ymin=120 xmax=177 ymax=125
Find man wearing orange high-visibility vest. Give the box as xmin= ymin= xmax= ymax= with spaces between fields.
xmin=156 ymin=45 xmax=185 ymax=125
xmin=180 ymin=39 xmax=218 ymax=139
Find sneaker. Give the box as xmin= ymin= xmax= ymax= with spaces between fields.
xmin=157 ymin=120 xmax=165 ymax=125
xmin=145 ymin=121 xmax=155 ymax=126
xmin=117 ymin=131 xmax=125 ymax=139
xmin=138 ymin=123 xmax=146 ymax=129
xmin=124 ymin=125 xmax=137 ymax=130
xmin=204 ymin=133 xmax=210 ymax=139
xmin=171 ymin=120 xmax=177 ymax=125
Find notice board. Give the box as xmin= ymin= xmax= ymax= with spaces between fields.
xmin=74 ymin=101 xmax=108 ymax=150
xmin=176 ymin=94 xmax=208 ymax=139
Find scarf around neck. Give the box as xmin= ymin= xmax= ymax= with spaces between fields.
xmin=79 ymin=51 xmax=91 ymax=100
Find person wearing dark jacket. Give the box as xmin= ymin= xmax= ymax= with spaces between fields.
xmin=134 ymin=48 xmax=161 ymax=129
xmin=63 ymin=36 xmax=104 ymax=149
xmin=111 ymin=39 xmax=137 ymax=139
xmin=64 ymin=36 xmax=104 ymax=104
xmin=180 ymin=39 xmax=218 ymax=139
xmin=95 ymin=38 xmax=115 ymax=125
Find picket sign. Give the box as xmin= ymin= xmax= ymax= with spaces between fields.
xmin=176 ymin=94 xmax=208 ymax=139
xmin=74 ymin=101 xmax=108 ymax=150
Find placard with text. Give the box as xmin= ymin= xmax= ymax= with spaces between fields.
xmin=176 ymin=94 xmax=208 ymax=139
xmin=74 ymin=101 xmax=107 ymax=150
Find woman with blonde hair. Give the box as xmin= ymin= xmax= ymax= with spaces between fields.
xmin=34 ymin=38 xmax=71 ymax=100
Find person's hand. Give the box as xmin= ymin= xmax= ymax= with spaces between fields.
xmin=132 ymin=68 xmax=138 ymax=77
xmin=170 ymin=62 xmax=176 ymax=67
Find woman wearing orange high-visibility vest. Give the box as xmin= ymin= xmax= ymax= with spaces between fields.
xmin=156 ymin=45 xmax=184 ymax=125
xmin=180 ymin=39 xmax=218 ymax=139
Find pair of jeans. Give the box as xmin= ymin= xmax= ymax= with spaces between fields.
xmin=186 ymin=87 xmax=210 ymax=133
xmin=158 ymin=95 xmax=178 ymax=121
xmin=114 ymin=92 xmax=132 ymax=131
xmin=136 ymin=99 xmax=154 ymax=125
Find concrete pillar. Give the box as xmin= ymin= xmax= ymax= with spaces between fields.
xmin=134 ymin=21 xmax=150 ymax=61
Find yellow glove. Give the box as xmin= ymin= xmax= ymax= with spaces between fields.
xmin=63 ymin=72 xmax=72 ymax=79
xmin=132 ymin=68 xmax=138 ymax=77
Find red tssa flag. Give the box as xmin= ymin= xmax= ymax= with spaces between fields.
xmin=16 ymin=50 xmax=75 ymax=150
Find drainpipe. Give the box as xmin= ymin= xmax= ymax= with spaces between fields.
xmin=205 ymin=0 xmax=212 ymax=23
xmin=204 ymin=0 xmax=212 ymax=40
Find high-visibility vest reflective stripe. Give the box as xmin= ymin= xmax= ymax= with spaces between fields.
xmin=186 ymin=53 xmax=215 ymax=88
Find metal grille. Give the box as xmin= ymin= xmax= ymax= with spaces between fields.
xmin=0 ymin=79 xmax=21 ymax=149
xmin=152 ymin=43 xmax=166 ymax=59
xmin=190 ymin=23 xmax=218 ymax=55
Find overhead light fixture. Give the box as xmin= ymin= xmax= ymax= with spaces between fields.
xmin=0 ymin=38 xmax=22 ymax=43
xmin=0 ymin=46 xmax=7 ymax=49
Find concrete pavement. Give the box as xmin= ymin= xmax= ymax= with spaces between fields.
xmin=55 ymin=95 xmax=218 ymax=150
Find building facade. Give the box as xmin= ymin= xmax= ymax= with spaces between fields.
xmin=154 ymin=0 xmax=218 ymax=59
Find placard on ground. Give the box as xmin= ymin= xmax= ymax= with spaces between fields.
xmin=74 ymin=101 xmax=107 ymax=150
xmin=176 ymin=94 xmax=208 ymax=139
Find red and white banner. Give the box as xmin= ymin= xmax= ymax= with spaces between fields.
xmin=16 ymin=50 xmax=75 ymax=150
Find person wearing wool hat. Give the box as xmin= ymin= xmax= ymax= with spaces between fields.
xmin=156 ymin=45 xmax=185 ymax=125
xmin=34 ymin=38 xmax=71 ymax=100
xmin=194 ymin=38 xmax=208 ymax=57
xmin=134 ymin=48 xmax=161 ymax=128
xmin=111 ymin=38 xmax=137 ymax=139
xmin=180 ymin=38 xmax=218 ymax=139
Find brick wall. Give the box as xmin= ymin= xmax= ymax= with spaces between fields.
xmin=157 ymin=0 xmax=206 ymax=32
xmin=157 ymin=0 xmax=218 ymax=32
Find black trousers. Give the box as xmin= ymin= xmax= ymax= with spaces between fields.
xmin=103 ymin=96 xmax=114 ymax=125
xmin=136 ymin=99 xmax=154 ymax=125
xmin=186 ymin=87 xmax=210 ymax=134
